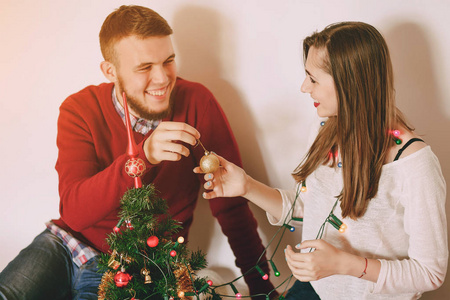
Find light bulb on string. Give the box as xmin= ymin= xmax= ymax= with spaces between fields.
xmin=172 ymin=236 xmax=185 ymax=250
xmin=113 ymin=218 xmax=124 ymax=233
xmin=255 ymin=265 xmax=269 ymax=280
xmin=198 ymin=282 xmax=210 ymax=293
xmin=389 ymin=129 xmax=402 ymax=145
xmin=283 ymin=224 xmax=295 ymax=232
xmin=269 ymin=260 xmax=280 ymax=277
xmin=327 ymin=213 xmax=346 ymax=233
xmin=230 ymin=283 xmax=241 ymax=299
xmin=301 ymin=181 xmax=307 ymax=192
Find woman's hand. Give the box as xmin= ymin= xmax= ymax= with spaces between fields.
xmin=194 ymin=154 xmax=249 ymax=199
xmin=286 ymin=239 xmax=379 ymax=283
xmin=285 ymin=239 xmax=347 ymax=281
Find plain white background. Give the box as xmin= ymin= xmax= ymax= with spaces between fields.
xmin=1 ymin=0 xmax=449 ymax=298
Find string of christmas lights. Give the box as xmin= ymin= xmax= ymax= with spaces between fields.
xmin=200 ymin=123 xmax=405 ymax=298
xmin=103 ymin=97 xmax=405 ymax=299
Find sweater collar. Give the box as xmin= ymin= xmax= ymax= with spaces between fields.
xmin=111 ymin=86 xmax=160 ymax=135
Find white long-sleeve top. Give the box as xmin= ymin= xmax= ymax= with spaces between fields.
xmin=267 ymin=146 xmax=447 ymax=299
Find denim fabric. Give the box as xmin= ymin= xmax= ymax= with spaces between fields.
xmin=284 ymin=280 xmax=321 ymax=300
xmin=0 ymin=230 xmax=102 ymax=300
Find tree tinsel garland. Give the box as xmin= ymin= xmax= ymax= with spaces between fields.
xmin=98 ymin=271 xmax=115 ymax=300
xmin=174 ymin=262 xmax=194 ymax=298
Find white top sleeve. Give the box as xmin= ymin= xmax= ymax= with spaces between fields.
xmin=266 ymin=188 xmax=304 ymax=227
xmin=369 ymin=148 xmax=448 ymax=294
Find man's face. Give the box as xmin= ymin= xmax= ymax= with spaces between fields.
xmin=113 ymin=35 xmax=177 ymax=120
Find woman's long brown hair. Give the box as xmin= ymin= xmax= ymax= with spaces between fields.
xmin=293 ymin=22 xmax=412 ymax=219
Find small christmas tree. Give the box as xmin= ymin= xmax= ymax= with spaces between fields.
xmin=97 ymin=183 xmax=213 ymax=300
xmin=97 ymin=92 xmax=217 ymax=300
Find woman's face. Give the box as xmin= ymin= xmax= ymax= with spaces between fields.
xmin=300 ymin=46 xmax=338 ymax=118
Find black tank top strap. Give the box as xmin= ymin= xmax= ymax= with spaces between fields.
xmin=393 ymin=138 xmax=425 ymax=161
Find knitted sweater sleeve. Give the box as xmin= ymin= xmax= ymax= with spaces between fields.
xmin=267 ymin=188 xmax=304 ymax=227
xmin=55 ymin=90 xmax=151 ymax=232
xmin=369 ymin=149 xmax=448 ymax=294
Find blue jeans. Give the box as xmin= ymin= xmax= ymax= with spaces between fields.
xmin=0 ymin=230 xmax=102 ymax=300
xmin=285 ymin=280 xmax=320 ymax=300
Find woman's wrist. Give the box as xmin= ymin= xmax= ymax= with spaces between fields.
xmin=242 ymin=173 xmax=254 ymax=199
xmin=339 ymin=253 xmax=380 ymax=282
xmin=339 ymin=252 xmax=367 ymax=277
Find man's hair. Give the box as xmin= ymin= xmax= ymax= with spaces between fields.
xmin=293 ymin=22 xmax=412 ymax=219
xmin=99 ymin=5 xmax=173 ymax=63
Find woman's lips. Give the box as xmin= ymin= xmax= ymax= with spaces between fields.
xmin=314 ymin=102 xmax=320 ymax=108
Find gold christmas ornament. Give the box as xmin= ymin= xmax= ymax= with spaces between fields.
xmin=196 ymin=139 xmax=220 ymax=173
xmin=123 ymin=254 xmax=134 ymax=264
xmin=108 ymin=250 xmax=121 ymax=270
xmin=200 ymin=152 xmax=220 ymax=173
xmin=141 ymin=268 xmax=152 ymax=284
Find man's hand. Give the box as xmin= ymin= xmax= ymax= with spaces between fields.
xmin=144 ymin=122 xmax=200 ymax=164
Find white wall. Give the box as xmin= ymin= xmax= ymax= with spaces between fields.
xmin=1 ymin=0 xmax=449 ymax=298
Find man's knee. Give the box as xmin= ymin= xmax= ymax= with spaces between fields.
xmin=0 ymin=230 xmax=72 ymax=300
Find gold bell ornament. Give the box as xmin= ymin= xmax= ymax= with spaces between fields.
xmin=141 ymin=268 xmax=152 ymax=284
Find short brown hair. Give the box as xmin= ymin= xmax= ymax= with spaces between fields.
xmin=99 ymin=5 xmax=173 ymax=63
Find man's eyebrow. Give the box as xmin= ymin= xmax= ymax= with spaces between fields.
xmin=166 ymin=54 xmax=176 ymax=61
xmin=135 ymin=54 xmax=176 ymax=70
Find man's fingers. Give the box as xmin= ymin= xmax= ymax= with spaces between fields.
xmin=158 ymin=121 xmax=200 ymax=141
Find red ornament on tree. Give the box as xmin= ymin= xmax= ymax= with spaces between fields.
xmin=169 ymin=250 xmax=177 ymax=257
xmin=114 ymin=269 xmax=133 ymax=287
xmin=146 ymin=235 xmax=159 ymax=248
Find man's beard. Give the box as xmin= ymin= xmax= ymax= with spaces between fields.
xmin=117 ymin=77 xmax=173 ymax=121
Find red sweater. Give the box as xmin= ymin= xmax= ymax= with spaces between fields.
xmin=52 ymin=78 xmax=273 ymax=295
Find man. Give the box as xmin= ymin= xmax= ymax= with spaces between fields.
xmin=0 ymin=5 xmax=275 ymax=300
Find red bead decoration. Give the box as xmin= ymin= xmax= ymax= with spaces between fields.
xmin=169 ymin=250 xmax=177 ymax=257
xmin=146 ymin=236 xmax=159 ymax=248
xmin=125 ymin=220 xmax=134 ymax=230
xmin=207 ymin=280 xmax=213 ymax=286
xmin=114 ymin=271 xmax=133 ymax=287
xmin=125 ymin=158 xmax=146 ymax=177
xmin=113 ymin=226 xmax=120 ymax=233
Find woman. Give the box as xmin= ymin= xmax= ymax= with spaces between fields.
xmin=196 ymin=22 xmax=447 ymax=299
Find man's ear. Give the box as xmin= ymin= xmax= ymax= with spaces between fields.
xmin=100 ymin=61 xmax=117 ymax=82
